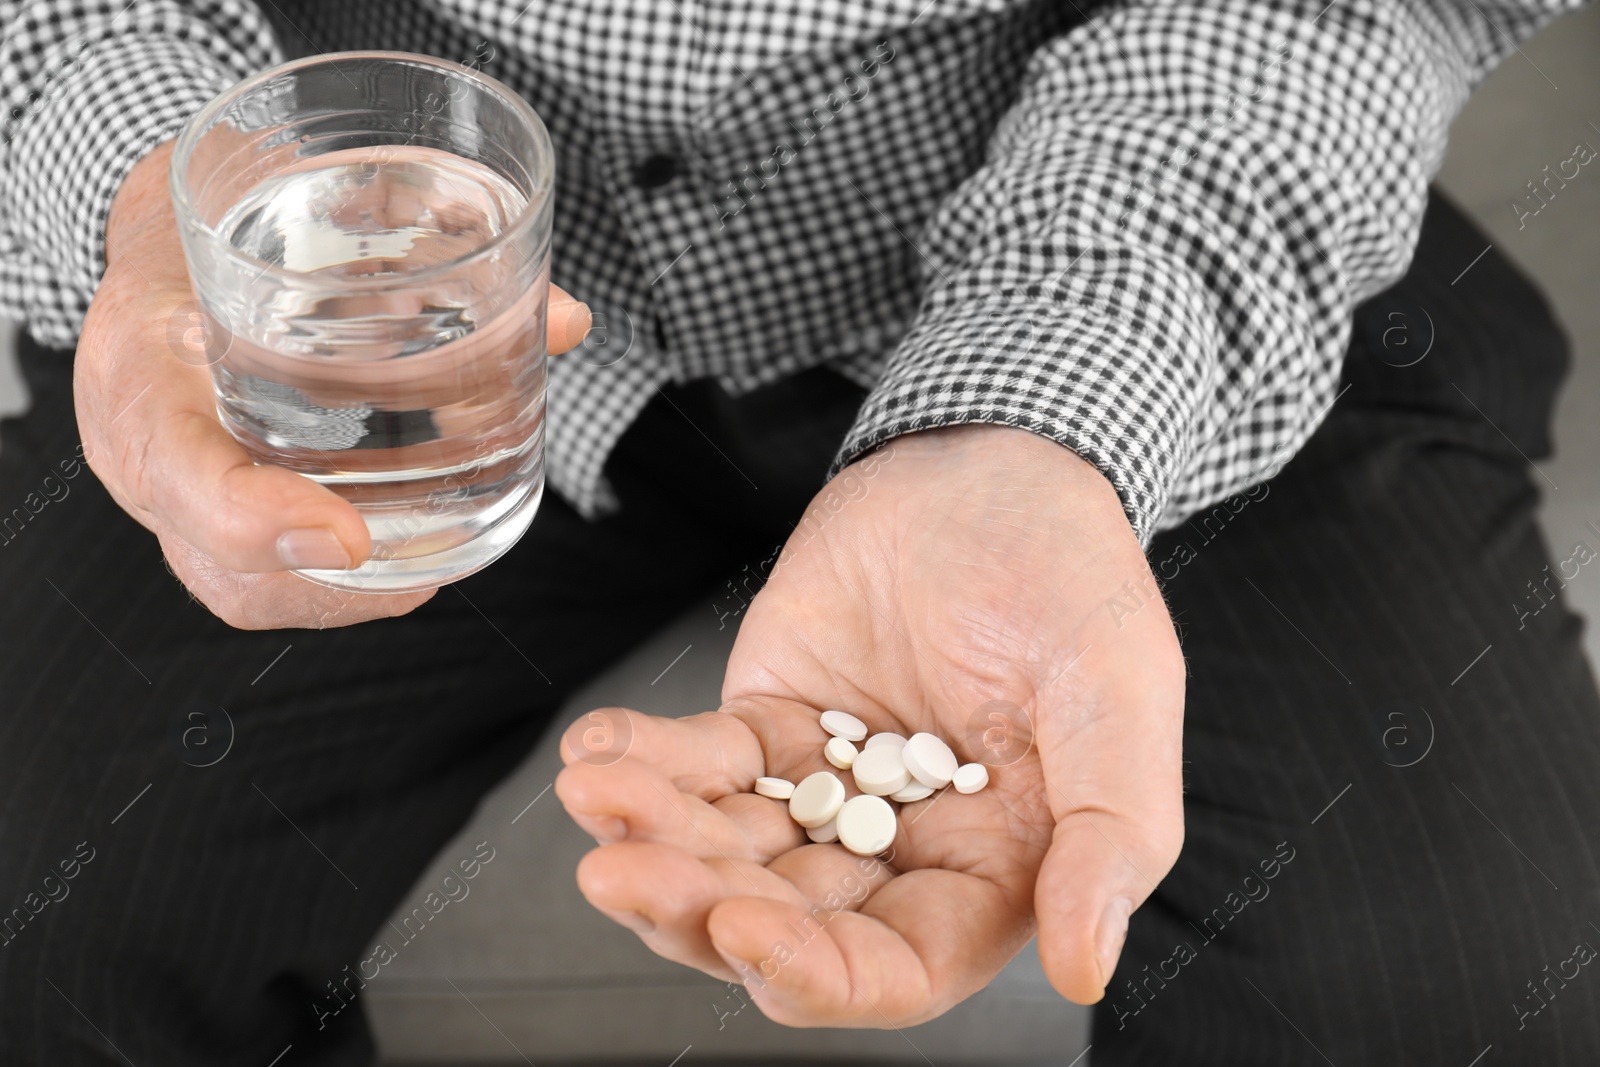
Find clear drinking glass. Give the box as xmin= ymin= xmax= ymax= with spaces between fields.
xmin=169 ymin=51 xmax=554 ymax=593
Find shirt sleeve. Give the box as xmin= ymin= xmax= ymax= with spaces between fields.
xmin=834 ymin=0 xmax=1585 ymax=545
xmin=0 ymin=0 xmax=282 ymax=347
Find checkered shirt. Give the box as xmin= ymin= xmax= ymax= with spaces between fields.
xmin=0 ymin=0 xmax=1582 ymax=541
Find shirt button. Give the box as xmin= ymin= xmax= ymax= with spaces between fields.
xmin=631 ymin=152 xmax=683 ymax=189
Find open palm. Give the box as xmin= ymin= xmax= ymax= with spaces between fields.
xmin=555 ymin=425 xmax=1185 ymax=1025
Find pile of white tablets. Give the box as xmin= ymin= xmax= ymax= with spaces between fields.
xmin=751 ymin=709 xmax=990 ymax=857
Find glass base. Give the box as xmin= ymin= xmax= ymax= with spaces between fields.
xmin=292 ymin=481 xmax=544 ymax=594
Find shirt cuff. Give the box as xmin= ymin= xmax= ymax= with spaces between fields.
xmin=833 ymin=294 xmax=1206 ymax=546
xmin=3 ymin=35 xmax=259 ymax=346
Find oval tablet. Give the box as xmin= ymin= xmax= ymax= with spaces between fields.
xmin=806 ymin=817 xmax=840 ymax=844
xmin=952 ymin=763 xmax=989 ymax=794
xmin=788 ymin=771 xmax=846 ymax=829
xmin=864 ymin=732 xmax=907 ymax=750
xmin=824 ymin=736 xmax=858 ymax=770
xmin=754 ymin=776 xmax=795 ymax=800
xmin=837 ymin=795 xmax=898 ymax=856
xmin=820 ymin=710 xmax=869 ymax=742
xmin=902 ymin=732 xmax=958 ymax=789
xmin=852 ymin=745 xmax=911 ymax=796
xmin=890 ymin=781 xmax=935 ymax=803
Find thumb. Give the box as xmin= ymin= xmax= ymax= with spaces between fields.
xmin=547 ymin=283 xmax=592 ymax=354
xmin=1031 ymin=641 xmax=1186 ymax=1005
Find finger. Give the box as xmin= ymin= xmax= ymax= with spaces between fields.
xmin=1032 ymin=636 xmax=1186 ymax=1006
xmin=576 ymin=842 xmax=804 ymax=982
xmin=157 ymin=529 xmax=436 ymax=630
xmin=576 ymin=837 xmax=898 ymax=985
xmin=706 ymin=865 xmax=1030 ymax=1027
xmin=557 ymin=707 xmax=767 ymax=798
xmin=719 ymin=695 xmax=907 ymax=783
xmin=547 ymin=283 xmax=591 ymax=354
xmin=86 ymin=311 xmax=370 ymax=574
xmin=555 ymin=756 xmax=803 ymax=861
xmin=764 ymin=843 xmax=897 ymax=913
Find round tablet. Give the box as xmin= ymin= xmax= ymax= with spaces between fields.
xmin=788 ymin=771 xmax=846 ymax=829
xmin=852 ymin=744 xmax=911 ymax=796
xmin=890 ymin=781 xmax=935 ymax=803
xmin=824 ymin=736 xmax=858 ymax=770
xmin=806 ymin=817 xmax=840 ymax=844
xmin=902 ymin=732 xmax=958 ymax=789
xmin=837 ymin=795 xmax=898 ymax=856
xmin=952 ymin=763 xmax=990 ymax=794
xmin=864 ymin=732 xmax=907 ymax=750
xmin=820 ymin=709 xmax=868 ymax=742
xmin=754 ymin=776 xmax=795 ymax=800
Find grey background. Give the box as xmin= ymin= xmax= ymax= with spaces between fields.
xmin=0 ymin=7 xmax=1596 ymax=1063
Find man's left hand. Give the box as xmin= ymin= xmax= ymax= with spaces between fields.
xmin=556 ymin=424 xmax=1185 ymax=1023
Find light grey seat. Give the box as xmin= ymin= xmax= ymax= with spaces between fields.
xmin=366 ymin=605 xmax=1090 ymax=1065
xmin=0 ymin=320 xmax=29 ymax=428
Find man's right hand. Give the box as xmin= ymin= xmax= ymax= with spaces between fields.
xmin=75 ymin=140 xmax=593 ymax=629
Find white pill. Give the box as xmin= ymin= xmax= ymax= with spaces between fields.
xmin=806 ymin=817 xmax=840 ymax=843
xmin=890 ymin=780 xmax=935 ymax=803
xmin=788 ymin=771 xmax=846 ymax=828
xmin=754 ymin=776 xmax=795 ymax=800
xmin=902 ymin=732 xmax=959 ymax=789
xmin=864 ymin=732 xmax=908 ymax=750
xmin=820 ymin=709 xmax=868 ymax=741
xmin=952 ymin=763 xmax=990 ymax=794
xmin=837 ymin=795 xmax=898 ymax=856
xmin=851 ymin=744 xmax=911 ymax=796
xmin=824 ymin=736 xmax=858 ymax=770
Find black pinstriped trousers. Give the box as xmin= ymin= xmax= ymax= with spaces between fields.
xmin=1096 ymin=194 xmax=1600 ymax=1064
xmin=2 ymin=190 xmax=1598 ymax=1065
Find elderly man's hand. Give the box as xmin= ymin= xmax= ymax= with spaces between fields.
xmin=75 ymin=140 xmax=592 ymax=629
xmin=556 ymin=424 xmax=1185 ymax=1023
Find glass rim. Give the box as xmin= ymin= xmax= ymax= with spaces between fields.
xmin=168 ymin=49 xmax=554 ymax=291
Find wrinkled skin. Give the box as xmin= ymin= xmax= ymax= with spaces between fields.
xmin=558 ymin=424 xmax=1186 ymax=1024
xmin=75 ymin=140 xmax=593 ymax=629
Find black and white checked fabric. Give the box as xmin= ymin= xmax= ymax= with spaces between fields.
xmin=0 ymin=0 xmax=1583 ymax=539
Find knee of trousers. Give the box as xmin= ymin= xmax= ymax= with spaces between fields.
xmin=1091 ymin=790 xmax=1600 ymax=1064
xmin=0 ymin=823 xmax=383 ymax=1067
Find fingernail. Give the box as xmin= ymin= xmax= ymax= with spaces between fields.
xmin=606 ymin=908 xmax=655 ymax=935
xmin=1095 ymin=897 xmax=1133 ymax=989
xmin=277 ymin=528 xmax=352 ymax=570
xmin=551 ymin=299 xmax=590 ymax=328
